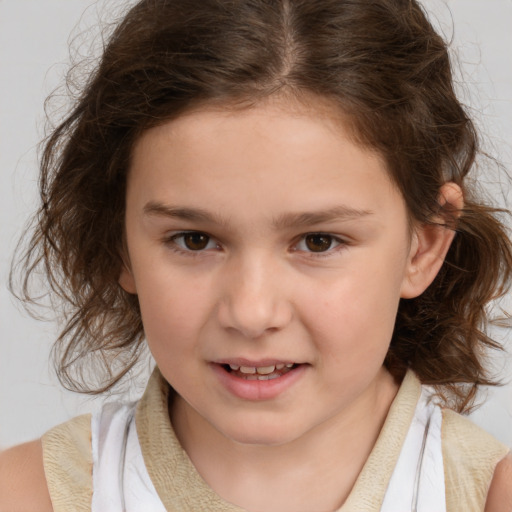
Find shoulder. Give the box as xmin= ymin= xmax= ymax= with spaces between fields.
xmin=0 ymin=414 xmax=93 ymax=512
xmin=42 ymin=413 xmax=93 ymax=511
xmin=485 ymin=452 xmax=512 ymax=512
xmin=441 ymin=408 xmax=509 ymax=463
xmin=0 ymin=439 xmax=53 ymax=512
xmin=441 ymin=408 xmax=510 ymax=511
xmin=441 ymin=408 xmax=508 ymax=454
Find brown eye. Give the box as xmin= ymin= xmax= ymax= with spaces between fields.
xmin=304 ymin=234 xmax=334 ymax=252
xmin=182 ymin=232 xmax=211 ymax=250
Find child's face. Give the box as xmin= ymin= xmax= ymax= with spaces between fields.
xmin=121 ymin=98 xmax=419 ymax=446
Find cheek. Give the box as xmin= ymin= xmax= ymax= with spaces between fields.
xmin=305 ymin=284 xmax=399 ymax=343
xmin=133 ymin=265 xmax=214 ymax=352
xmin=138 ymin=290 xmax=204 ymax=378
xmin=299 ymin=249 xmax=407 ymax=357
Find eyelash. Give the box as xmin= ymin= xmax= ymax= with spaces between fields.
xmin=163 ymin=231 xmax=348 ymax=258
xmin=293 ymin=233 xmax=346 ymax=257
xmin=164 ymin=232 xmax=220 ymax=257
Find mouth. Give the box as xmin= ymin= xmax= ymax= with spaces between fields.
xmin=221 ymin=362 xmax=300 ymax=381
xmin=212 ymin=360 xmax=307 ymax=400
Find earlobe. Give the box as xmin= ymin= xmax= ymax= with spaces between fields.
xmin=400 ymin=182 xmax=463 ymax=299
xmin=119 ymin=263 xmax=137 ymax=294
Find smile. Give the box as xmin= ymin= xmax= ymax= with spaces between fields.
xmin=223 ymin=363 xmax=297 ymax=381
xmin=212 ymin=361 xmax=306 ymax=400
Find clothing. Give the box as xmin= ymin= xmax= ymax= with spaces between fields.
xmin=42 ymin=369 xmax=509 ymax=512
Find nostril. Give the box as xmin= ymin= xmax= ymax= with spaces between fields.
xmin=216 ymin=290 xmax=293 ymax=339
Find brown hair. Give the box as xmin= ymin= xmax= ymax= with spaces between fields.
xmin=12 ymin=0 xmax=512 ymax=409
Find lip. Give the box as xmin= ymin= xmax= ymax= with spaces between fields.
xmin=214 ymin=357 xmax=297 ymax=367
xmin=211 ymin=361 xmax=307 ymax=401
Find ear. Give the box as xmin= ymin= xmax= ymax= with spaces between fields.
xmin=119 ymin=265 xmax=137 ymax=294
xmin=400 ymin=182 xmax=463 ymax=299
xmin=118 ymin=253 xmax=137 ymax=294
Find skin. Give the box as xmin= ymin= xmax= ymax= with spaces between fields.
xmin=0 ymin=440 xmax=52 ymax=512
xmin=0 ymin=97 xmax=510 ymax=511
xmin=118 ymin=96 xmax=457 ymax=511
xmin=485 ymin=453 xmax=512 ymax=512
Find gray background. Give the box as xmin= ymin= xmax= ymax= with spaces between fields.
xmin=1 ymin=0 xmax=511 ymax=449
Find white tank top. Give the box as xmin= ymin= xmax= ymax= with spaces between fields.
xmin=91 ymin=388 xmax=445 ymax=512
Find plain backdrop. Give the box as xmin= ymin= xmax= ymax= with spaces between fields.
xmin=1 ymin=0 xmax=512 ymax=449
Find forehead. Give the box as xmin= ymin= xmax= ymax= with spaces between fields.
xmin=127 ymin=98 xmax=403 ymax=224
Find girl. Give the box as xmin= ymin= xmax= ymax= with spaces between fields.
xmin=1 ymin=0 xmax=511 ymax=510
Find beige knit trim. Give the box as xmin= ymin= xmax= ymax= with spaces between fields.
xmin=442 ymin=408 xmax=509 ymax=512
xmin=340 ymin=370 xmax=421 ymax=511
xmin=136 ymin=369 xmax=244 ymax=511
xmin=137 ymin=369 xmax=422 ymax=512
xmin=39 ymin=370 xmax=509 ymax=511
xmin=42 ymin=414 xmax=92 ymax=512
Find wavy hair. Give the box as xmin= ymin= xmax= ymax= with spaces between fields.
xmin=11 ymin=0 xmax=512 ymax=408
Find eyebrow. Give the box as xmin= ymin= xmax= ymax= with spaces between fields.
xmin=143 ymin=201 xmax=373 ymax=229
xmin=143 ymin=202 xmax=228 ymax=225
xmin=272 ymin=205 xmax=374 ymax=230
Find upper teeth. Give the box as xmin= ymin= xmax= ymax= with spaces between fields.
xmin=229 ymin=363 xmax=294 ymax=374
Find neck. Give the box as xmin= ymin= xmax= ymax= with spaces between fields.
xmin=171 ymin=368 xmax=399 ymax=512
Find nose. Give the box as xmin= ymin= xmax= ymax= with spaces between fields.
xmin=217 ymin=254 xmax=293 ymax=339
